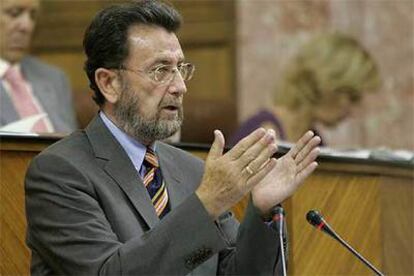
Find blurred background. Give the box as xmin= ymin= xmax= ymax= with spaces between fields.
xmin=237 ymin=0 xmax=413 ymax=150
xmin=30 ymin=0 xmax=413 ymax=150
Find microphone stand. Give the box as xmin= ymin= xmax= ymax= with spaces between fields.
xmin=271 ymin=206 xmax=287 ymax=276
xmin=307 ymin=210 xmax=385 ymax=276
xmin=328 ymin=226 xmax=384 ymax=276
xmin=278 ymin=218 xmax=287 ymax=276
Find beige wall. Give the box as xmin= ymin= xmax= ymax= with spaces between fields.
xmin=237 ymin=0 xmax=414 ymax=150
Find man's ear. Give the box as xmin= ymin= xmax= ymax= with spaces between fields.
xmin=95 ymin=68 xmax=122 ymax=104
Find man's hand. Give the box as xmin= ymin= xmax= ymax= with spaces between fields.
xmin=196 ymin=128 xmax=278 ymax=220
xmin=251 ymin=131 xmax=321 ymax=215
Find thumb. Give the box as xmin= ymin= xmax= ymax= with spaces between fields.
xmin=207 ymin=129 xmax=225 ymax=161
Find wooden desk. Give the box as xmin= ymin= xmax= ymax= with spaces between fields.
xmin=1 ymin=134 xmax=413 ymax=275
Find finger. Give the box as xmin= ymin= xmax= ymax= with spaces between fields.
xmin=206 ymin=130 xmax=225 ymax=162
xmin=245 ymin=158 xmax=277 ymax=190
xmin=226 ymin=128 xmax=266 ymax=160
xmin=294 ymin=136 xmax=321 ymax=164
xmin=288 ymin=130 xmax=315 ymax=159
xmin=297 ymin=147 xmax=320 ymax=173
xmin=245 ymin=142 xmax=278 ymax=174
xmin=296 ymin=161 xmax=318 ymax=184
xmin=241 ymin=156 xmax=272 ymax=180
xmin=237 ymin=129 xmax=277 ymax=168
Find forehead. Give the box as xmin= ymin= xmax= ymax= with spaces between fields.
xmin=126 ymin=24 xmax=183 ymax=65
xmin=2 ymin=0 xmax=39 ymax=9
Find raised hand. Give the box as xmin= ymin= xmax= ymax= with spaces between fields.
xmin=196 ymin=128 xmax=278 ymax=219
xmin=251 ymin=131 xmax=321 ymax=215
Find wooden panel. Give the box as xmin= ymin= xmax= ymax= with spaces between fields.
xmin=290 ymin=172 xmax=382 ymax=275
xmin=33 ymin=0 xmax=234 ymax=50
xmin=185 ymin=47 xmax=233 ymax=101
xmin=0 ymin=152 xmax=32 ymax=276
xmin=380 ymin=176 xmax=414 ymax=274
xmin=178 ymin=45 xmax=236 ymax=142
xmin=1 ymin=136 xmax=412 ymax=275
xmin=33 ymin=1 xmax=102 ymax=51
xmin=182 ymin=98 xmax=236 ymax=143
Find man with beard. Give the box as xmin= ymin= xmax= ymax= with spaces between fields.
xmin=0 ymin=0 xmax=77 ymax=133
xmin=24 ymin=1 xmax=321 ymax=275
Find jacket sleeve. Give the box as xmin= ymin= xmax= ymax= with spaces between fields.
xmin=216 ymin=199 xmax=283 ymax=275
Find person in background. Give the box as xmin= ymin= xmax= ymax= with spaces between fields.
xmin=0 ymin=0 xmax=77 ymax=133
xmin=230 ymin=33 xmax=380 ymax=146
xmin=25 ymin=1 xmax=320 ymax=274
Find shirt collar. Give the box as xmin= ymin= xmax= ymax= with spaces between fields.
xmin=0 ymin=58 xmax=11 ymax=78
xmin=100 ymin=111 xmax=152 ymax=172
xmin=0 ymin=58 xmax=23 ymax=79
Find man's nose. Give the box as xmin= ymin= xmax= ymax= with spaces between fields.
xmin=167 ymin=71 xmax=187 ymax=96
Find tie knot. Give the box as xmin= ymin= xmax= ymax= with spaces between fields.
xmin=144 ymin=147 xmax=159 ymax=168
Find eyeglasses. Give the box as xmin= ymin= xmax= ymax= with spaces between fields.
xmin=120 ymin=63 xmax=195 ymax=85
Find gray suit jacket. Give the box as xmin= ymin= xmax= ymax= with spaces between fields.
xmin=0 ymin=56 xmax=78 ymax=132
xmin=25 ymin=116 xmax=282 ymax=275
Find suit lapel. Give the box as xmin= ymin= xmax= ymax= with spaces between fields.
xmin=86 ymin=115 xmax=159 ymax=228
xmin=156 ymin=142 xmax=189 ymax=209
xmin=0 ymin=82 xmax=20 ymax=125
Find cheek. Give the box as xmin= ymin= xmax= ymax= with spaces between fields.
xmin=6 ymin=20 xmax=19 ymax=33
xmin=139 ymin=99 xmax=157 ymax=115
xmin=146 ymin=86 xmax=168 ymax=106
xmin=327 ymin=103 xmax=351 ymax=124
xmin=125 ymin=81 xmax=158 ymax=109
xmin=137 ymin=93 xmax=164 ymax=117
xmin=328 ymin=106 xmax=346 ymax=119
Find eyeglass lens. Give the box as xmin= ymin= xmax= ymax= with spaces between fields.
xmin=154 ymin=64 xmax=194 ymax=83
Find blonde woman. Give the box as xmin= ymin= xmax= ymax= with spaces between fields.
xmin=230 ymin=33 xmax=381 ymax=146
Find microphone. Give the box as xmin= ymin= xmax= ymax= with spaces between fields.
xmin=271 ymin=206 xmax=287 ymax=276
xmin=306 ymin=210 xmax=385 ymax=276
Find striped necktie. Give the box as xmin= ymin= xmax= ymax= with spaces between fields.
xmin=143 ymin=148 xmax=169 ymax=218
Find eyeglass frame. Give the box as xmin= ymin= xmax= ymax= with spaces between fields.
xmin=118 ymin=62 xmax=195 ymax=85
